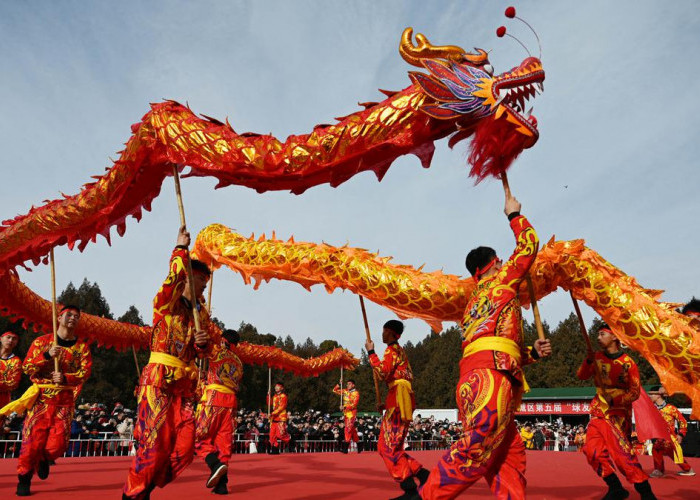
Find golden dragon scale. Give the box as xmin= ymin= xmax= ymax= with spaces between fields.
xmin=192 ymin=224 xmax=700 ymax=418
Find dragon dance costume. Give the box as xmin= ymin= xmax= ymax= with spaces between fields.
xmin=195 ymin=337 xmax=243 ymax=493
xmin=0 ymin=332 xmax=21 ymax=416
xmin=577 ymin=350 xmax=648 ymax=485
xmin=369 ymin=342 xmax=424 ymax=487
xmin=269 ymin=391 xmax=291 ymax=450
xmin=123 ymin=246 xmax=218 ymax=499
xmin=421 ymin=213 xmax=539 ymax=500
xmin=651 ymin=400 xmax=693 ymax=474
xmin=333 ymin=384 xmax=360 ymax=446
xmin=13 ymin=333 xmax=91 ymax=476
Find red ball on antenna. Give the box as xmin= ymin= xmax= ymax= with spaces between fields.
xmin=496 ymin=26 xmax=507 ymax=38
xmin=505 ymin=6 xmax=516 ymax=18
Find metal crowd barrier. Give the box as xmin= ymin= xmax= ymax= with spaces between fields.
xmin=2 ymin=435 xmax=585 ymax=460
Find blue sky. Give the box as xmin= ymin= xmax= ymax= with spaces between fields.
xmin=1 ymin=1 xmax=699 ymax=356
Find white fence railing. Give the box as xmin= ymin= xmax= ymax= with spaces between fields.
xmin=0 ymin=435 xmax=584 ymax=459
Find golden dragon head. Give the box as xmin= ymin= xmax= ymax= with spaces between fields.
xmin=401 ymin=27 xmax=545 ymax=148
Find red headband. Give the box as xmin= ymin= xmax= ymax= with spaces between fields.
xmin=1 ymin=331 xmax=19 ymax=338
xmin=474 ymin=256 xmax=500 ymax=281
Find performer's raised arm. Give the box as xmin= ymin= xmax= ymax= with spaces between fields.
xmin=497 ymin=193 xmax=539 ymax=290
xmin=153 ymin=226 xmax=191 ymax=317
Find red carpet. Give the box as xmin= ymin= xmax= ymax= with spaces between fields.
xmin=1 ymin=451 xmax=698 ymax=499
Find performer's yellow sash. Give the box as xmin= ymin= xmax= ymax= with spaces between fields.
xmin=388 ymin=379 xmax=414 ymax=422
xmin=671 ymin=434 xmax=685 ymax=464
xmin=462 ymin=336 xmax=530 ymax=393
xmin=148 ymin=352 xmax=196 ymax=380
xmin=199 ymin=383 xmax=235 ymax=402
xmin=0 ymin=383 xmax=71 ymax=417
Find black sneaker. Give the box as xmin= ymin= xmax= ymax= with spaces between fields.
xmin=37 ymin=459 xmax=50 ymax=480
xmin=213 ymin=474 xmax=229 ymax=495
xmin=206 ymin=463 xmax=228 ymax=489
xmin=16 ymin=473 xmax=32 ymax=497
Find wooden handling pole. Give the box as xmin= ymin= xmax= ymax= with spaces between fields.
xmin=172 ymin=165 xmax=202 ymax=333
xmin=340 ymin=365 xmax=344 ymax=411
xmin=50 ymin=249 xmax=60 ymax=373
xmin=131 ymin=346 xmax=141 ymax=378
xmin=502 ymin=172 xmax=545 ymax=341
xmin=207 ymin=270 xmax=214 ymax=314
xmin=570 ymin=291 xmax=603 ymax=387
xmin=359 ymin=296 xmax=382 ymax=410
xmin=172 ymin=165 xmax=207 ymax=380
xmin=267 ymin=367 xmax=272 ymax=417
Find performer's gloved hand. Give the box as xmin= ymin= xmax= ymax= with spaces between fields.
xmin=176 ymin=225 xmax=191 ymax=248
xmin=194 ymin=329 xmax=209 ymax=347
xmin=534 ymin=339 xmax=552 ymax=358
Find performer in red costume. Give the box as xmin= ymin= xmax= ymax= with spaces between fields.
xmin=333 ymin=379 xmax=360 ymax=453
xmin=195 ymin=329 xmax=242 ymax=494
xmin=123 ymin=226 xmax=217 ymax=500
xmin=268 ymin=382 xmax=291 ymax=454
xmin=366 ymin=319 xmax=429 ymax=499
xmin=6 ymin=305 xmax=92 ymax=497
xmin=577 ymin=324 xmax=657 ymax=500
xmin=649 ymin=386 xmax=695 ymax=477
xmin=419 ymin=191 xmax=551 ymax=500
xmin=0 ymin=331 xmax=21 ymax=419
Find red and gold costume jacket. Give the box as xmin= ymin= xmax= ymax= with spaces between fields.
xmin=460 ymin=215 xmax=539 ymax=383
xmin=141 ymin=247 xmax=218 ymax=396
xmin=333 ymin=385 xmax=360 ymax=419
xmin=369 ymin=343 xmax=415 ymax=419
xmin=23 ymin=334 xmax=92 ymax=406
xmin=656 ymin=401 xmax=687 ymax=438
xmin=270 ymin=392 xmax=288 ymax=422
xmin=577 ymin=350 xmax=640 ymax=426
xmin=0 ymin=353 xmax=22 ymax=407
xmin=198 ymin=341 xmax=242 ymax=408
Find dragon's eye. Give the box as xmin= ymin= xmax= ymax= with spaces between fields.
xmin=483 ymin=64 xmax=494 ymax=76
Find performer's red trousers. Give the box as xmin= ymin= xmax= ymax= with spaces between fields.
xmin=195 ymin=404 xmax=235 ymax=466
xmin=345 ymin=415 xmax=359 ymax=443
xmin=420 ymin=368 xmax=526 ymax=500
xmin=583 ymin=417 xmax=648 ymax=484
xmin=123 ymin=386 xmax=195 ymax=499
xmin=17 ymin=401 xmax=73 ymax=475
xmin=269 ymin=421 xmax=290 ymax=447
xmin=378 ymin=408 xmax=422 ymax=482
xmin=651 ymin=439 xmax=691 ymax=473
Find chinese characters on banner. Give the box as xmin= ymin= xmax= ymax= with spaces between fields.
xmin=516 ymin=400 xmax=591 ymax=415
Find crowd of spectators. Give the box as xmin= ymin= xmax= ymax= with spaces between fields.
xmin=3 ymin=402 xmax=617 ymax=459
xmin=515 ymin=418 xmax=587 ymax=452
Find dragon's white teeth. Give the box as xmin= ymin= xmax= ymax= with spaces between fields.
xmin=537 ymin=82 xmax=544 ymax=92
xmin=526 ymin=107 xmax=533 ymax=117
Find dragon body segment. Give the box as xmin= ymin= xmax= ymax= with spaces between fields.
xmin=0 ymin=269 xmax=357 ymax=375
xmin=192 ymin=224 xmax=700 ymax=418
xmin=0 ymin=29 xmax=544 ymax=276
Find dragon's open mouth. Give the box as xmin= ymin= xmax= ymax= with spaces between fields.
xmin=492 ymin=57 xmax=545 ymax=139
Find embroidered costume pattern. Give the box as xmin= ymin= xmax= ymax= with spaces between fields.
xmin=421 ymin=214 xmax=538 ymax=500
